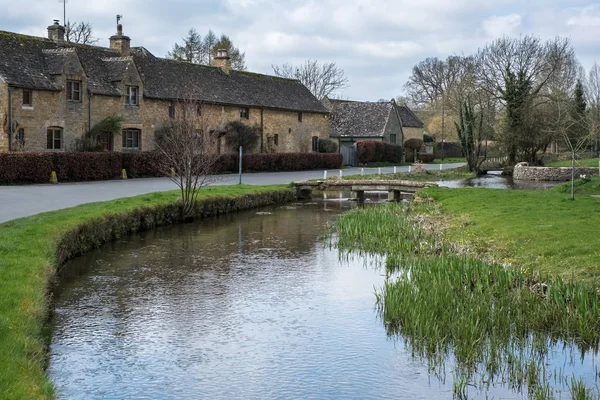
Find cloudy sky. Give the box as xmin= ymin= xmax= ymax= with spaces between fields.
xmin=2 ymin=0 xmax=599 ymax=100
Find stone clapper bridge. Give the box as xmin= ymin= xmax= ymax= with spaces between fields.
xmin=294 ymin=179 xmax=438 ymax=202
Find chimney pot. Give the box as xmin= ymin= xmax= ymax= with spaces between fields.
xmin=47 ymin=20 xmax=65 ymax=43
xmin=110 ymin=23 xmax=131 ymax=56
xmin=214 ymin=48 xmax=231 ymax=75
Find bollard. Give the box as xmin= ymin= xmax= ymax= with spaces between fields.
xmin=408 ymin=166 xmax=412 ymax=173
xmin=324 ymin=170 xmax=328 ymax=180
xmin=378 ymin=167 xmax=381 ymax=175
xmin=361 ymin=168 xmax=364 ymax=176
xmin=393 ymin=166 xmax=397 ymax=174
xmin=339 ymin=169 xmax=343 ymax=178
xmin=440 ymin=164 xmax=443 ymax=171
xmin=50 ymin=171 xmax=58 ymax=184
xmin=121 ymin=169 xmax=128 ymax=179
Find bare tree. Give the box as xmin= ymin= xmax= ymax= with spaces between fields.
xmin=585 ymin=63 xmax=600 ymax=155
xmin=476 ymin=36 xmax=576 ymax=163
xmin=154 ymin=99 xmax=219 ymax=218
xmin=272 ymin=60 xmax=349 ymax=100
xmin=65 ymin=21 xmax=98 ymax=45
xmin=404 ymin=56 xmax=476 ymax=144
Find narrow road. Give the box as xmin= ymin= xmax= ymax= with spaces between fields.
xmin=0 ymin=163 xmax=464 ymax=223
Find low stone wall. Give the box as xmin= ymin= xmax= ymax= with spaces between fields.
xmin=513 ymin=162 xmax=599 ymax=181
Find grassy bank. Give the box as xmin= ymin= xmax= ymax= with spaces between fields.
xmin=420 ymin=177 xmax=600 ymax=283
xmin=547 ymin=158 xmax=600 ymax=167
xmin=333 ymin=200 xmax=600 ymax=398
xmin=340 ymin=167 xmax=475 ymax=182
xmin=0 ymin=184 xmax=291 ymax=400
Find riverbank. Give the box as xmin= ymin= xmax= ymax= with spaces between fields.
xmin=419 ymin=176 xmax=600 ymax=283
xmin=0 ymin=185 xmax=293 ymax=400
xmin=332 ymin=183 xmax=600 ymax=398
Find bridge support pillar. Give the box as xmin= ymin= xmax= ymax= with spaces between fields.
xmin=350 ymin=190 xmax=365 ymax=202
xmin=387 ymin=190 xmax=402 ymax=202
xmin=296 ymin=187 xmax=313 ymax=200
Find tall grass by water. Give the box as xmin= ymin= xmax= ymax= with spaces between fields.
xmin=333 ymin=203 xmax=600 ymax=399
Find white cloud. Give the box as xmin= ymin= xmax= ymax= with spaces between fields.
xmin=1 ymin=0 xmax=598 ymax=100
xmin=482 ymin=14 xmax=522 ymax=38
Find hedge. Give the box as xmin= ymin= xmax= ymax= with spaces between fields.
xmin=356 ymin=140 xmax=403 ymax=164
xmin=0 ymin=152 xmax=343 ymax=184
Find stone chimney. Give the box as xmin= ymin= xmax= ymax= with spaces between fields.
xmin=47 ymin=20 xmax=65 ymax=43
xmin=109 ymin=24 xmax=131 ymax=56
xmin=214 ymin=49 xmax=231 ymax=75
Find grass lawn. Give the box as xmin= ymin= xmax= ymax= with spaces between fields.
xmin=546 ymin=158 xmax=600 ymax=167
xmin=420 ymin=177 xmax=600 ymax=283
xmin=0 ymin=184 xmax=287 ymax=400
xmin=365 ymin=161 xmax=410 ymax=167
xmin=430 ymin=157 xmax=466 ymax=164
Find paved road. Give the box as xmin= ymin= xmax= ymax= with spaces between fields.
xmin=0 ymin=163 xmax=464 ymax=223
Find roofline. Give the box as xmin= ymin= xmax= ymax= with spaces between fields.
xmin=142 ymin=95 xmax=329 ymax=114
xmin=397 ymin=104 xmax=424 ymax=128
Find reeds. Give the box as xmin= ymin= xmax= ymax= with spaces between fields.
xmin=333 ymin=202 xmax=600 ymax=398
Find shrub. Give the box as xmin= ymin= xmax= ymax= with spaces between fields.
xmin=417 ymin=153 xmax=435 ymax=163
xmin=423 ymin=133 xmax=436 ymax=143
xmin=223 ymin=121 xmax=260 ymax=152
xmin=356 ymin=140 xmax=403 ymax=164
xmin=0 ymin=152 xmax=53 ymax=184
xmin=318 ymin=138 xmax=338 ymax=153
xmin=0 ymin=151 xmax=343 ymax=184
xmin=52 ymin=152 xmax=123 ymax=181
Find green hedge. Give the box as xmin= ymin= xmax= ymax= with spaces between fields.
xmin=0 ymin=152 xmax=343 ymax=184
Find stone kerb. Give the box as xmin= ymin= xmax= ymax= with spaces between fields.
xmin=513 ymin=162 xmax=599 ymax=181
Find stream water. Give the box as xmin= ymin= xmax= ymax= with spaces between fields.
xmin=49 ymin=192 xmax=597 ymax=399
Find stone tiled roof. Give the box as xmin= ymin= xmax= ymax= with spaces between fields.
xmin=131 ymin=48 xmax=328 ymax=113
xmin=0 ymin=30 xmax=328 ymax=113
xmin=329 ymin=99 xmax=394 ymax=138
xmin=396 ymin=104 xmax=424 ymax=128
xmin=0 ymin=32 xmax=60 ymax=90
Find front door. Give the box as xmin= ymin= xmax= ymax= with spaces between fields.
xmin=98 ymin=132 xmax=114 ymax=151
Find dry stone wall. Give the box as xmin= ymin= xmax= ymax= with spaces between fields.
xmin=513 ymin=162 xmax=599 ymax=181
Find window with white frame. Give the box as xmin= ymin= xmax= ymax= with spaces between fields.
xmin=46 ymin=127 xmax=63 ymax=149
xmin=66 ymin=80 xmax=81 ymax=102
xmin=126 ymin=86 xmax=139 ymax=106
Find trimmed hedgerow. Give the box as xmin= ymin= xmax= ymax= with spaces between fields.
xmin=356 ymin=140 xmax=403 ymax=164
xmin=0 ymin=152 xmax=343 ymax=184
xmin=417 ymin=153 xmax=435 ymax=163
xmin=0 ymin=152 xmax=53 ymax=183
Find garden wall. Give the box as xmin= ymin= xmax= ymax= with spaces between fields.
xmin=513 ymin=162 xmax=599 ymax=181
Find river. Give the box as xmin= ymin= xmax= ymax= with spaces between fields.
xmin=48 ymin=192 xmax=597 ymax=399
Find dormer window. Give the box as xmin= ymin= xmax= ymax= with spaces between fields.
xmin=126 ymin=86 xmax=138 ymax=106
xmin=66 ymin=80 xmax=81 ymax=102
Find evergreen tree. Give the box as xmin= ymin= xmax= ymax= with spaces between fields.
xmin=167 ymin=29 xmax=246 ymax=71
xmin=568 ymin=79 xmax=588 ymax=143
xmin=211 ymin=34 xmax=246 ymax=71
xmin=167 ymin=28 xmax=203 ymax=63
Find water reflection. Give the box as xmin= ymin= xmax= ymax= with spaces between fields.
xmin=50 ymin=198 xmax=457 ymax=400
xmin=439 ymin=172 xmax=562 ymax=190
xmin=49 ymin=196 xmax=593 ymax=400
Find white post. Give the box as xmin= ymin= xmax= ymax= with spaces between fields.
xmin=393 ymin=166 xmax=397 ymax=174
xmin=408 ymin=166 xmax=412 ymax=173
xmin=238 ymin=146 xmax=243 ymax=184
xmin=339 ymin=169 xmax=343 ymax=178
xmin=324 ymin=170 xmax=327 ymax=180
xmin=440 ymin=164 xmax=443 ymax=171
xmin=378 ymin=167 xmax=381 ymax=175
xmin=361 ymin=168 xmax=364 ymax=176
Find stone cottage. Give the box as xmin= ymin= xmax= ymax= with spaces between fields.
xmin=0 ymin=22 xmax=330 ymax=153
